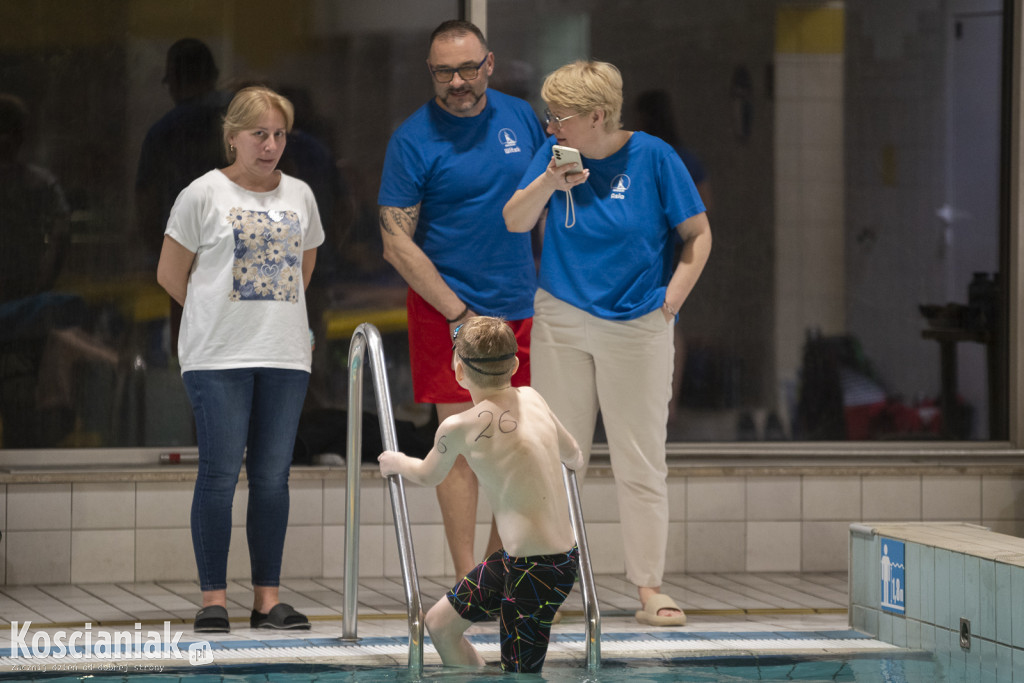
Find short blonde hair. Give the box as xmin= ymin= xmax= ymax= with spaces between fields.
xmin=454 ymin=316 xmax=518 ymax=388
xmin=223 ymin=86 xmax=295 ymax=163
xmin=541 ymin=60 xmax=623 ymax=133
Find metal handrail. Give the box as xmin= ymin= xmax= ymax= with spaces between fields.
xmin=343 ymin=323 xmax=424 ymax=673
xmin=562 ymin=465 xmax=601 ymax=670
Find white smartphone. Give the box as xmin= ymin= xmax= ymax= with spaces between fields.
xmin=552 ymin=145 xmax=583 ymax=174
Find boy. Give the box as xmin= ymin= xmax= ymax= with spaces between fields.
xmin=378 ymin=316 xmax=583 ymax=674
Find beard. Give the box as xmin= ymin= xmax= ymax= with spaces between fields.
xmin=440 ymin=85 xmax=485 ymax=114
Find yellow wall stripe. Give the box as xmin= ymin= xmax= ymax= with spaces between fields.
xmin=776 ymin=5 xmax=845 ymax=54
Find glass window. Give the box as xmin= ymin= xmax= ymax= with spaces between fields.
xmin=0 ymin=0 xmax=1009 ymax=457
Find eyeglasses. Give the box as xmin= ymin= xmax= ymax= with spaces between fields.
xmin=429 ymin=55 xmax=488 ymax=84
xmin=544 ymin=109 xmax=581 ymax=130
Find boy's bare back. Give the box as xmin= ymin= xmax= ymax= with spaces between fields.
xmin=378 ymin=315 xmax=583 ymax=558
xmin=438 ymin=384 xmax=579 ymax=557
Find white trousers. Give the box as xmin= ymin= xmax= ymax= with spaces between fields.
xmin=531 ymin=288 xmax=674 ymax=588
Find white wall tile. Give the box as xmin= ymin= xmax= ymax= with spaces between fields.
xmin=322 ymin=525 xmax=344 ymax=579
xmin=323 ymin=481 xmax=346 ymax=525
xmin=981 ymin=476 xmax=1024 ymax=520
xmin=922 ymin=476 xmax=982 ymax=521
xmin=385 ymin=523 xmax=446 ymax=578
xmin=231 ymin=483 xmax=248 ymax=526
xmin=667 ymin=478 xmax=686 ymax=522
xmin=664 ymin=522 xmax=685 ymax=573
xmin=580 ymin=479 xmax=620 ymax=523
xmin=772 ymin=55 xmax=806 ymax=102
xmin=289 ymin=480 xmax=323 ymax=526
xmin=801 ymin=521 xmax=849 ymax=572
xmin=387 ymin=483 xmax=441 ymax=525
xmin=71 ymin=529 xmax=134 ymax=583
xmin=800 ymin=55 xmax=844 ymax=101
xmin=803 ymin=477 xmax=860 ymax=520
xmin=72 ymin=483 xmax=135 ymax=529
xmin=801 ymin=147 xmax=843 ymax=184
xmin=746 ymin=521 xmax=801 ymax=572
xmin=774 ymin=100 xmax=805 ymax=147
xmin=582 ymin=522 xmax=624 ymax=575
xmin=862 ymin=476 xmax=921 ymax=521
xmin=687 ymin=478 xmax=745 ymax=521
xmin=135 ymin=528 xmax=194 ymax=582
xmin=747 ymin=477 xmax=801 ymax=520
xmin=136 ymin=482 xmax=192 ymax=529
xmin=359 ymin=477 xmax=387 ymax=525
xmin=281 ymin=525 xmax=323 ymax=580
xmin=7 ymin=484 xmax=71 ymax=531
xmin=356 ymin=525 xmax=385 ymax=579
xmin=801 ymin=100 xmax=844 ymax=147
xmin=6 ymin=530 xmax=71 ymax=584
xmin=686 ymin=521 xmax=745 ymax=573
xmin=225 ymin=526 xmax=251 ymax=580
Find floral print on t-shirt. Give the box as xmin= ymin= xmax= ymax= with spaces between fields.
xmin=228 ymin=207 xmax=302 ymax=302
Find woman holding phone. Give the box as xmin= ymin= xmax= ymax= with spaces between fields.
xmin=503 ymin=60 xmax=711 ymax=627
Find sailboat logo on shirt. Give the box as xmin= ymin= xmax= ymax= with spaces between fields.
xmin=610 ymin=174 xmax=631 ymax=199
xmin=498 ymin=128 xmax=521 ymax=154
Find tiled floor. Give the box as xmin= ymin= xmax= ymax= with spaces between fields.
xmin=0 ymin=571 xmax=910 ymax=676
xmin=0 ymin=571 xmax=851 ymax=627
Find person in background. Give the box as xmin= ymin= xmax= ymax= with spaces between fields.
xmin=138 ymin=38 xmax=231 ymax=356
xmin=504 ymin=60 xmax=712 ymax=627
xmin=157 ymin=86 xmax=324 ymax=633
xmin=634 ymin=89 xmax=711 ymax=205
xmin=379 ymin=316 xmax=583 ymax=674
xmin=378 ymin=20 xmax=546 ymax=579
xmin=634 ymin=88 xmax=712 ymax=423
xmin=0 ymin=93 xmax=74 ymax=447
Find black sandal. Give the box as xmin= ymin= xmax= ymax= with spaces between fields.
xmin=250 ymin=603 xmax=310 ymax=630
xmin=194 ymin=605 xmax=230 ymax=633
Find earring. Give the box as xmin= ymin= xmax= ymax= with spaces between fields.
xmin=229 ymin=145 xmax=235 ymax=152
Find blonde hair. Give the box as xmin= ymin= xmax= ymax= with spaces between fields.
xmin=454 ymin=316 xmax=518 ymax=388
xmin=223 ymin=86 xmax=295 ymax=163
xmin=541 ymin=60 xmax=623 ymax=133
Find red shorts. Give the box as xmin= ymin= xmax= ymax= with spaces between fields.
xmin=407 ymin=288 xmax=532 ymax=404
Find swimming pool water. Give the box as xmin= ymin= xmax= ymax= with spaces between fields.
xmin=0 ymin=652 xmax=977 ymax=683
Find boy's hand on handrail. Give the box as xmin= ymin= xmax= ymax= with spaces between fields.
xmin=378 ymin=450 xmax=406 ymax=478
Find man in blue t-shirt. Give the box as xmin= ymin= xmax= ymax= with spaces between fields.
xmin=378 ymin=20 xmax=545 ymax=578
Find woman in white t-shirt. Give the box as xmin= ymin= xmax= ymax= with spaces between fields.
xmin=157 ymin=86 xmax=325 ymax=634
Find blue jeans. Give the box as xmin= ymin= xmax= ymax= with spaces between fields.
xmin=183 ymin=367 xmax=309 ymax=591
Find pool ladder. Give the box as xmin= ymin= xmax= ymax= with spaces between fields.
xmin=343 ymin=322 xmax=601 ymax=673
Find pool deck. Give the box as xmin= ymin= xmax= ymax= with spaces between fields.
xmin=0 ymin=571 xmax=903 ymax=672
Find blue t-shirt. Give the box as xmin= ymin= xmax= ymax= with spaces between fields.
xmin=378 ymin=90 xmax=545 ymax=319
xmin=519 ymin=131 xmax=705 ymax=320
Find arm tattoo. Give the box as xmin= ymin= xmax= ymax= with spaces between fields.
xmin=380 ymin=205 xmax=419 ymax=237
